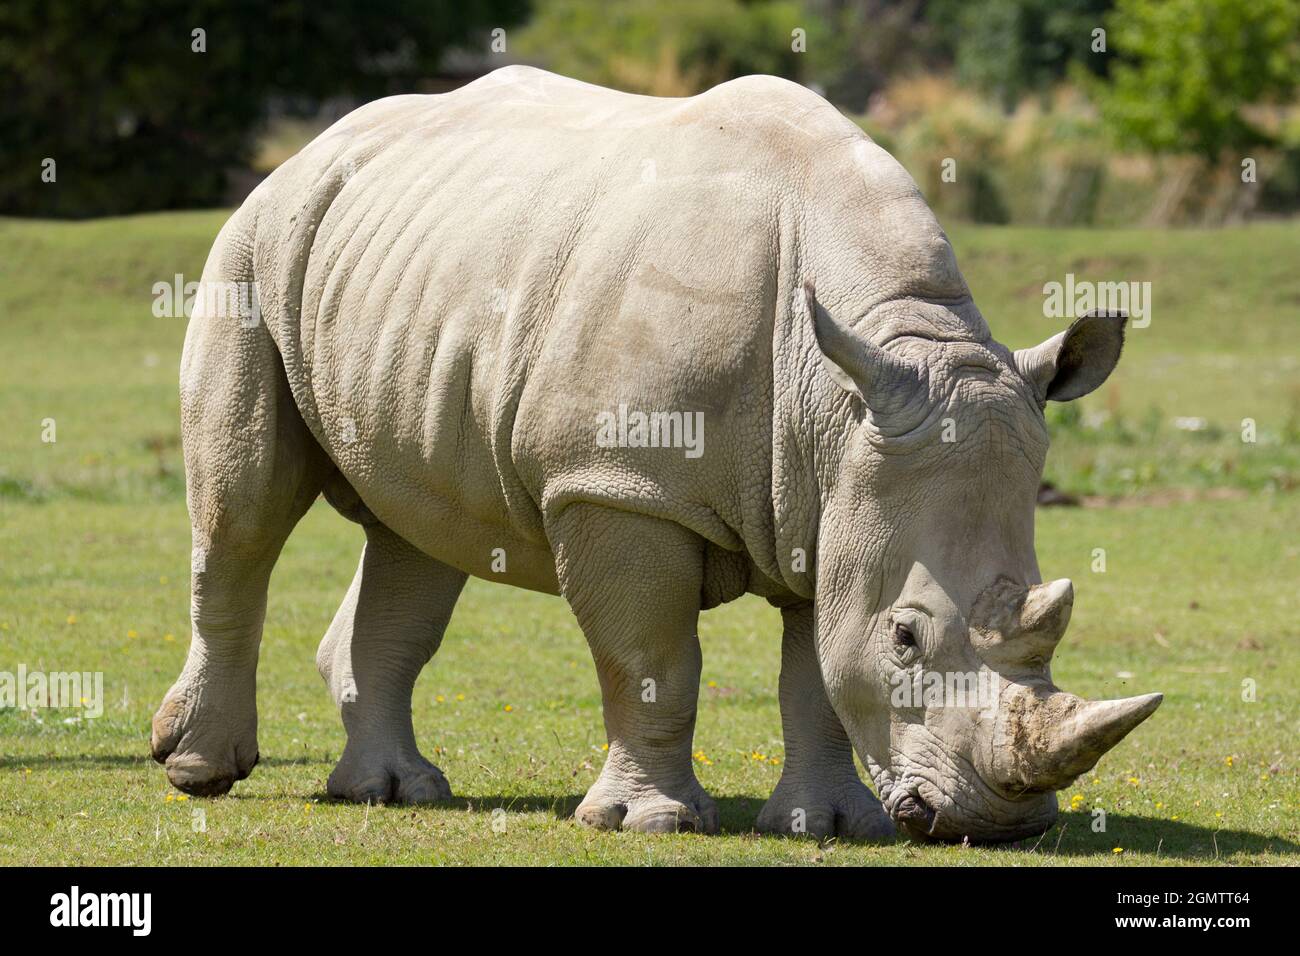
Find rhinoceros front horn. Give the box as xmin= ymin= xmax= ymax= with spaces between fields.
xmin=994 ymin=687 xmax=1163 ymax=793
xmin=801 ymin=281 xmax=928 ymax=432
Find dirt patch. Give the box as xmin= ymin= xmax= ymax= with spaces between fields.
xmin=1078 ymin=487 xmax=1250 ymax=509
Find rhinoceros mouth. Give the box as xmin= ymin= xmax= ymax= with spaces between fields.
xmin=881 ymin=771 xmax=1058 ymax=844
xmin=895 ymin=796 xmax=1055 ymax=845
xmin=938 ymin=814 xmax=1055 ymax=846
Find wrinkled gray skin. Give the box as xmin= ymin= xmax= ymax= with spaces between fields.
xmin=152 ymin=67 xmax=1161 ymax=843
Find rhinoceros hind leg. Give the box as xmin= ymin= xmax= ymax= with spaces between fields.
xmin=152 ymin=225 xmax=334 ymax=796
xmin=549 ymin=504 xmax=718 ymax=834
xmin=319 ymin=522 xmax=466 ymax=805
xmin=755 ymin=603 xmax=895 ymax=841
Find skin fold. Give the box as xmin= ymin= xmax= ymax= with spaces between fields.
xmin=151 ymin=66 xmax=1160 ymax=842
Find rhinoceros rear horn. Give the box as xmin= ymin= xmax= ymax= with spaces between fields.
xmin=801 ymin=282 xmax=928 ymax=429
xmin=1000 ymin=688 xmax=1163 ymax=792
xmin=971 ymin=578 xmax=1073 ymax=669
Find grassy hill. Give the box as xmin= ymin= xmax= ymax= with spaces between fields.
xmin=0 ymin=212 xmax=1296 ymax=864
xmin=1 ymin=213 xmax=1296 ymax=503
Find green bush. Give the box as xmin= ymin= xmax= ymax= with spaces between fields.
xmin=1093 ymin=0 xmax=1300 ymax=160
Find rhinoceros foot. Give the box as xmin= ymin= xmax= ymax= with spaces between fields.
xmin=150 ymin=678 xmax=259 ymax=797
xmin=756 ymin=775 xmax=896 ymax=842
xmin=327 ymin=747 xmax=452 ymax=806
xmin=575 ymin=775 xmax=719 ymax=835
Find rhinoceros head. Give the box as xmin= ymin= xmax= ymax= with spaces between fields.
xmin=801 ymin=283 xmax=1160 ymax=843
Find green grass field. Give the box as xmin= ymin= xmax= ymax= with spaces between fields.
xmin=0 ymin=212 xmax=1296 ymax=865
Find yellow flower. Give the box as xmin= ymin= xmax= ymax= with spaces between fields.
xmin=601 ymin=743 xmax=609 ymax=751
xmin=1112 ymin=847 xmax=1124 ymax=854
xmin=769 ymin=757 xmax=780 ymax=765
xmin=177 ymin=795 xmax=188 ymax=802
xmin=1224 ymin=755 xmax=1234 ymax=767
xmin=750 ymin=751 xmax=765 ymax=761
xmin=1171 ymin=815 xmax=1180 ymax=821
xmin=1215 ymin=811 xmax=1223 ymax=819
xmin=1127 ymin=776 xmax=1139 ymax=785
xmin=707 ymin=680 xmax=717 ymax=688
xmin=435 ymin=695 xmax=445 ymax=703
xmin=164 ymin=633 xmax=175 ymax=642
xmin=127 ymin=629 xmax=138 ymax=639
xmin=66 ymin=614 xmax=77 ymax=625
xmin=455 ymin=693 xmax=465 ymax=701
xmin=503 ymin=704 xmax=513 ymax=712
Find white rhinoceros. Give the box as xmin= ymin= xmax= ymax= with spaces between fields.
xmin=152 ymin=66 xmax=1160 ymax=843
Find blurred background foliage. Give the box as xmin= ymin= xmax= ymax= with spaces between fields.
xmin=512 ymin=0 xmax=816 ymax=97
xmin=0 ymin=0 xmax=530 ymax=216
xmin=2 ymin=0 xmax=1299 ymax=223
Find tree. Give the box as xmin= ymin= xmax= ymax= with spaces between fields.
xmin=803 ymin=0 xmax=942 ymax=112
xmin=1094 ymin=0 xmax=1300 ymax=161
xmin=0 ymin=0 xmax=530 ymax=217
xmin=928 ymin=0 xmax=1115 ymax=110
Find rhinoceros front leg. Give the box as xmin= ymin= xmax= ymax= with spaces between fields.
xmin=550 ymin=504 xmax=718 ymax=834
xmin=318 ymin=522 xmax=466 ymax=805
xmin=756 ymin=602 xmax=895 ymax=841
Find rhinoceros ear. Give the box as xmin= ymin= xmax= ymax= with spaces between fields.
xmin=1015 ymin=311 xmax=1126 ymax=403
xmin=801 ymin=282 xmax=926 ymax=419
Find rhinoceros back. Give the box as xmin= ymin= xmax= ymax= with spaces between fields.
xmin=225 ymin=66 xmax=969 ymax=593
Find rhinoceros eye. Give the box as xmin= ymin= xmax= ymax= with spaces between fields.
xmin=893 ymin=622 xmax=917 ymax=648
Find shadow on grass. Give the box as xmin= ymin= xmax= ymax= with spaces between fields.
xmin=0 ymin=753 xmax=327 ymax=770
xmin=307 ymin=790 xmax=768 ymax=829
xmin=304 ymin=792 xmax=1298 ymax=861
xmin=1014 ymin=814 xmax=1300 ymax=861
xmin=9 ymin=758 xmax=1293 ymax=861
